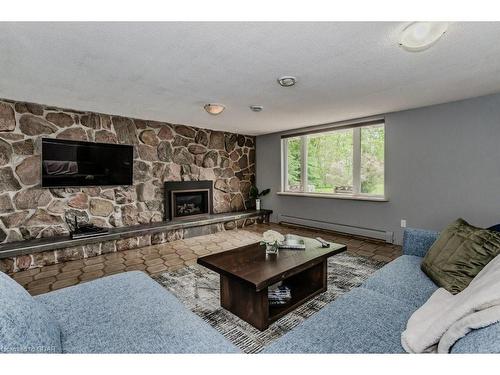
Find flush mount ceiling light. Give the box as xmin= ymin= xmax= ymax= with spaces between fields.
xmin=249 ymin=105 xmax=264 ymax=112
xmin=277 ymin=76 xmax=297 ymax=87
xmin=399 ymin=22 xmax=448 ymax=52
xmin=203 ymin=103 xmax=225 ymax=115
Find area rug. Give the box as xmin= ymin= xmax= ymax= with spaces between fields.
xmin=153 ymin=252 xmax=386 ymax=353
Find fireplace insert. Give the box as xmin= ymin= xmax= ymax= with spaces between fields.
xmin=171 ymin=189 xmax=210 ymax=219
xmin=164 ymin=181 xmax=214 ymax=221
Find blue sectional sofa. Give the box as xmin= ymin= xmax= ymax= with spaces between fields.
xmin=264 ymin=228 xmax=500 ymax=353
xmin=2 ymin=228 xmax=499 ymax=353
xmin=0 ymin=270 xmax=238 ymax=353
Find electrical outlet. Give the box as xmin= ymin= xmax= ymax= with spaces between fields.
xmin=401 ymin=219 xmax=407 ymax=228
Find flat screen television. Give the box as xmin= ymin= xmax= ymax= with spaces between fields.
xmin=41 ymin=138 xmax=133 ymax=188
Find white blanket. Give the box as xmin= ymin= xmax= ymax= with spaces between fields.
xmin=401 ymin=254 xmax=500 ymax=353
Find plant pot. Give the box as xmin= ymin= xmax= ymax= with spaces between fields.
xmin=255 ymin=198 xmax=261 ymax=210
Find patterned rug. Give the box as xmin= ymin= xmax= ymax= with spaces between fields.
xmin=153 ymin=252 xmax=386 ymax=353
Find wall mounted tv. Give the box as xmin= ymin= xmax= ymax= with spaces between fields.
xmin=41 ymin=138 xmax=134 ymax=188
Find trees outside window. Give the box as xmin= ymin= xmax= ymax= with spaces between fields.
xmin=286 ymin=137 xmax=302 ymax=191
xmin=282 ymin=122 xmax=385 ymax=198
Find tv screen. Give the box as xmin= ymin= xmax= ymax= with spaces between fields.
xmin=41 ymin=138 xmax=133 ymax=188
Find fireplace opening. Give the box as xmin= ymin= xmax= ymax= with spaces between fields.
xmin=171 ymin=189 xmax=210 ymax=219
xmin=164 ymin=180 xmax=214 ymax=221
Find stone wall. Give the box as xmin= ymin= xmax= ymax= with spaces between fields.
xmin=0 ymin=98 xmax=256 ymax=245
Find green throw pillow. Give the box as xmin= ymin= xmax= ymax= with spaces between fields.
xmin=421 ymin=218 xmax=500 ymax=294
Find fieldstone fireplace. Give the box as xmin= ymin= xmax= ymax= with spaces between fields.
xmin=0 ymin=97 xmax=263 ymax=274
xmin=164 ymin=181 xmax=214 ymax=221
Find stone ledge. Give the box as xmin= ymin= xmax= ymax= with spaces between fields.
xmin=0 ymin=209 xmax=272 ymax=259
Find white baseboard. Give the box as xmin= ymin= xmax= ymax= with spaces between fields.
xmin=278 ymin=214 xmax=394 ymax=243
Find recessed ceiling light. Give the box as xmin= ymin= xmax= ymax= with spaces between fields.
xmin=249 ymin=105 xmax=264 ymax=112
xmin=204 ymin=103 xmax=225 ymax=115
xmin=277 ymin=76 xmax=297 ymax=87
xmin=399 ymin=22 xmax=448 ymax=52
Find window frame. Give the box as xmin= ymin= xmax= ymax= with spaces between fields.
xmin=280 ymin=120 xmax=387 ymax=201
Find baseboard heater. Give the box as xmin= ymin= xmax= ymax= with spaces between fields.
xmin=278 ymin=214 xmax=394 ymax=243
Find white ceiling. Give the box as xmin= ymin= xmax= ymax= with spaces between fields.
xmin=1 ymin=22 xmax=500 ymax=135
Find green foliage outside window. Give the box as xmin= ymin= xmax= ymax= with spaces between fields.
xmin=307 ymin=129 xmax=353 ymax=193
xmin=285 ymin=124 xmax=385 ymax=196
xmin=287 ymin=137 xmax=302 ymax=191
xmin=360 ymin=125 xmax=384 ymax=195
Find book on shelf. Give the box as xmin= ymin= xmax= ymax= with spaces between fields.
xmin=278 ymin=234 xmax=306 ymax=250
xmin=268 ymin=286 xmax=292 ymax=305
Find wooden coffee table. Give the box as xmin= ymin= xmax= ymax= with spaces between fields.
xmin=197 ymin=237 xmax=346 ymax=330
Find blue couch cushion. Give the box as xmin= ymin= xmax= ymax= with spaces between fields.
xmin=403 ymin=228 xmax=439 ymax=257
xmin=450 ymin=322 xmax=500 ymax=353
xmin=263 ymin=288 xmax=416 ymax=353
xmin=35 ymin=271 xmax=239 ymax=353
xmin=362 ymin=255 xmax=438 ymax=307
xmin=0 ymin=271 xmax=62 ymax=353
xmin=488 ymin=224 xmax=500 ymax=233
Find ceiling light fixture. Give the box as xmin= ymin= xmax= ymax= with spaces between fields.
xmin=399 ymin=22 xmax=448 ymax=52
xmin=204 ymin=103 xmax=225 ymax=115
xmin=249 ymin=105 xmax=264 ymax=112
xmin=277 ymin=76 xmax=297 ymax=87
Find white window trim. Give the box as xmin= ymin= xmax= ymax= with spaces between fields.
xmin=281 ymin=138 xmax=288 ymax=192
xmin=276 ymin=191 xmax=388 ymax=202
xmin=280 ymin=122 xmax=387 ymax=201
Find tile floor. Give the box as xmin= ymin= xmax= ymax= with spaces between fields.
xmin=10 ymin=223 xmax=402 ymax=296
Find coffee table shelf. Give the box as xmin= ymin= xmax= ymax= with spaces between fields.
xmin=268 ymin=260 xmax=326 ymax=324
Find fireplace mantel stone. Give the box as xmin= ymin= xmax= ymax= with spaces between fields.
xmin=0 ymin=209 xmax=272 ymax=273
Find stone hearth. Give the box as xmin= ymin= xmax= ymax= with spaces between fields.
xmin=0 ymin=209 xmax=271 ymax=273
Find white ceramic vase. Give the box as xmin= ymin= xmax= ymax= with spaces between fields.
xmin=255 ymin=198 xmax=261 ymax=210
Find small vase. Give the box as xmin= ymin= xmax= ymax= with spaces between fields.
xmin=265 ymin=242 xmax=279 ymax=255
xmin=255 ymin=199 xmax=261 ymax=210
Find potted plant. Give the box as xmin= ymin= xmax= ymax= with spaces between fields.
xmin=249 ymin=186 xmax=270 ymax=210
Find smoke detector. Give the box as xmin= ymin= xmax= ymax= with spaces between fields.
xmin=399 ymin=22 xmax=448 ymax=52
xmin=249 ymin=105 xmax=264 ymax=112
xmin=277 ymin=76 xmax=297 ymax=87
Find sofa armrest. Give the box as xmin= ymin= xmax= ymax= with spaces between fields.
xmin=450 ymin=322 xmax=500 ymax=353
xmin=402 ymin=228 xmax=439 ymax=257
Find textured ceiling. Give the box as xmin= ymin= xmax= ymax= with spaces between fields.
xmin=1 ymin=22 xmax=500 ymax=135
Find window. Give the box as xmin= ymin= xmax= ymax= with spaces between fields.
xmin=282 ymin=121 xmax=385 ymax=199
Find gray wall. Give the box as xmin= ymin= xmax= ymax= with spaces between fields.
xmin=256 ymin=93 xmax=500 ymax=244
